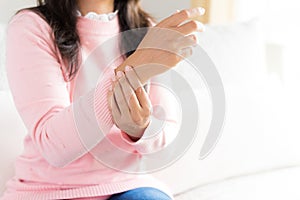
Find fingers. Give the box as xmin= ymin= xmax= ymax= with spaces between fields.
xmin=116 ymin=70 xmax=142 ymax=115
xmin=128 ymin=91 xmax=141 ymax=113
xmin=159 ymin=7 xmax=205 ymax=27
xmin=123 ymin=65 xmax=151 ymax=112
xmin=135 ymin=87 xmax=152 ymax=116
xmin=113 ymin=75 xmax=130 ymax=117
xmin=129 ymin=87 xmax=151 ymax=126
xmin=123 ymin=66 xmax=151 ymax=118
xmin=175 ymin=34 xmax=198 ymax=50
xmin=116 ymin=71 xmax=135 ymax=105
xmin=108 ymin=84 xmax=122 ymax=121
xmin=176 ymin=20 xmax=205 ymax=35
xmin=128 ymin=94 xmax=143 ymax=125
xmin=124 ymin=65 xmax=142 ymax=91
xmin=111 ymin=91 xmax=121 ymax=121
xmin=178 ymin=47 xmax=193 ymax=58
xmin=110 ymin=67 xmax=152 ymax=129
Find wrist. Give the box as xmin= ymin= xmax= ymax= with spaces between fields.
xmin=115 ymin=51 xmax=168 ymax=84
xmin=115 ymin=51 xmax=145 ymax=73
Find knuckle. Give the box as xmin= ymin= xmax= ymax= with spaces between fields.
xmin=118 ymin=96 xmax=125 ymax=104
xmin=143 ymin=111 xmax=151 ymax=119
xmin=174 ymin=54 xmax=182 ymax=63
xmin=128 ymin=93 xmax=133 ymax=101
xmin=190 ymin=34 xmax=198 ymax=42
xmin=118 ymin=99 xmax=127 ymax=107
xmin=132 ymin=115 xmax=142 ymax=124
xmin=179 ymin=10 xmax=189 ymax=19
xmin=189 ymin=20 xmax=198 ymax=30
xmin=139 ymin=112 xmax=147 ymax=119
xmin=130 ymin=109 xmax=140 ymax=119
xmin=143 ymin=107 xmax=151 ymax=117
xmin=129 ymin=94 xmax=135 ymax=104
xmin=119 ymin=77 xmax=126 ymax=84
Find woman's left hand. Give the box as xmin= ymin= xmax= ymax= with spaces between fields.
xmin=108 ymin=66 xmax=152 ymax=141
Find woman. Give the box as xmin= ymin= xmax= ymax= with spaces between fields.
xmin=1 ymin=0 xmax=204 ymax=199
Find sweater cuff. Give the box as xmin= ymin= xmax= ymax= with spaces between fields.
xmin=93 ymin=70 xmax=114 ymax=136
xmin=73 ymin=70 xmax=114 ymax=153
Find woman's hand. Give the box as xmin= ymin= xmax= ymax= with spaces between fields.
xmin=117 ymin=7 xmax=206 ymax=83
xmin=108 ymin=66 xmax=152 ymax=141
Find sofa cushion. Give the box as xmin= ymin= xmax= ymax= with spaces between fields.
xmin=153 ymin=20 xmax=300 ymax=195
xmin=197 ymin=19 xmax=267 ymax=86
xmin=174 ymin=166 xmax=300 ymax=200
xmin=0 ymin=91 xmax=26 ymax=195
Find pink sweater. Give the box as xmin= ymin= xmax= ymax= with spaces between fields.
xmin=1 ymin=10 xmax=179 ymax=200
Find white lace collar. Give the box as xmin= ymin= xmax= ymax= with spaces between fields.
xmin=77 ymin=10 xmax=118 ymax=22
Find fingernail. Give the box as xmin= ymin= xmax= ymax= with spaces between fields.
xmin=196 ymin=21 xmax=205 ymax=31
xmin=191 ymin=34 xmax=197 ymax=41
xmin=117 ymin=71 xmax=123 ymax=78
xmin=112 ymin=76 xmax=116 ymax=82
xmin=125 ymin=65 xmax=132 ymax=72
xmin=195 ymin=7 xmax=205 ymax=15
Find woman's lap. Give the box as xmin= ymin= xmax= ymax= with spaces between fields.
xmin=107 ymin=187 xmax=173 ymax=200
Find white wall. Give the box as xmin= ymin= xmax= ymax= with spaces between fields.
xmin=141 ymin=0 xmax=190 ymax=20
xmin=0 ymin=0 xmax=35 ymax=24
xmin=0 ymin=0 xmax=190 ymax=24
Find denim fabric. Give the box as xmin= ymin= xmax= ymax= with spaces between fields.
xmin=108 ymin=187 xmax=172 ymax=200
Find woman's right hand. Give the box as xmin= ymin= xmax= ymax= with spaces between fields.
xmin=117 ymin=7 xmax=206 ymax=83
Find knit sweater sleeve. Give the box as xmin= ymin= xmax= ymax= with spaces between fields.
xmin=6 ymin=11 xmax=114 ymax=168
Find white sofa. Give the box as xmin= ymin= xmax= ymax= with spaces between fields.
xmin=1 ymin=20 xmax=300 ymax=199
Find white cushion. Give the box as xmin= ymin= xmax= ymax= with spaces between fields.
xmin=154 ymin=20 xmax=300 ymax=195
xmin=175 ymin=166 xmax=300 ymax=200
xmin=197 ymin=19 xmax=267 ymax=85
xmin=0 ymin=91 xmax=26 ymax=195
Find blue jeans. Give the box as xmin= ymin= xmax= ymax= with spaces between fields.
xmin=108 ymin=187 xmax=173 ymax=200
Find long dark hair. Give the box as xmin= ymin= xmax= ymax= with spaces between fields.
xmin=24 ymin=0 xmax=153 ymax=81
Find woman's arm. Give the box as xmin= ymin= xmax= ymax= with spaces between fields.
xmin=6 ymin=11 xmax=114 ymax=168
xmin=6 ymin=8 xmax=203 ymax=168
xmin=115 ymin=7 xmax=205 ymax=84
xmin=110 ymin=7 xmax=205 ymax=152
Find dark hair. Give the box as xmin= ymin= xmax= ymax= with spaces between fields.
xmin=24 ymin=0 xmax=153 ymax=81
